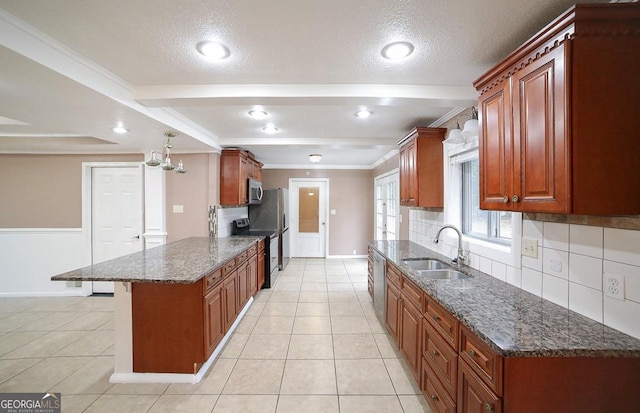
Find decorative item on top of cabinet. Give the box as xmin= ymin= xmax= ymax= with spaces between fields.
xmin=397 ymin=127 xmax=447 ymax=208
xmin=474 ymin=3 xmax=640 ymax=215
xmin=220 ymin=149 xmax=264 ymax=206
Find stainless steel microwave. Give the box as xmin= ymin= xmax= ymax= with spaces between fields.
xmin=248 ymin=179 xmax=263 ymax=204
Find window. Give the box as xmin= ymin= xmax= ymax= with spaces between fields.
xmin=461 ymin=159 xmax=511 ymax=244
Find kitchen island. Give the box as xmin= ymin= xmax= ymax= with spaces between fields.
xmin=52 ymin=236 xmax=263 ymax=384
xmin=369 ymin=240 xmax=640 ymax=413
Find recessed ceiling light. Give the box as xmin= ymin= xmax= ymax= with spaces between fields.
xmin=112 ymin=123 xmax=128 ymax=134
xmin=249 ymin=110 xmax=268 ymax=120
xmin=196 ymin=41 xmax=230 ymax=59
xmin=381 ymin=41 xmax=414 ymax=60
xmin=355 ymin=110 xmax=372 ymax=119
xmin=262 ymin=124 xmax=279 ymax=134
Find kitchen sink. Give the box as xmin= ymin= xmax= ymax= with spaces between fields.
xmin=415 ymin=269 xmax=471 ymax=280
xmin=402 ymin=259 xmax=448 ymax=271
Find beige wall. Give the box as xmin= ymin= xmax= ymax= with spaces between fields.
xmin=0 ymin=154 xmax=142 ymax=228
xmin=166 ymin=153 xmax=219 ymax=243
xmin=371 ymin=153 xmax=399 ymax=178
xmin=263 ymin=169 xmax=373 ymax=256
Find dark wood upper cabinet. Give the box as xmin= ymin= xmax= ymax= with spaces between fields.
xmin=220 ymin=149 xmax=263 ymax=206
xmin=398 ymin=127 xmax=447 ymax=208
xmin=474 ymin=3 xmax=640 ymax=215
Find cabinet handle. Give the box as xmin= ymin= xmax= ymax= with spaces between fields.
xmin=431 ymin=395 xmax=439 ymax=401
xmin=502 ymin=196 xmax=509 ymax=203
xmin=512 ymin=195 xmax=519 ymax=203
xmin=432 ymin=350 xmax=440 ymax=357
xmin=484 ymin=402 xmax=493 ymax=413
xmin=469 ymin=349 xmax=477 ymax=357
xmin=432 ymin=314 xmax=441 ymax=321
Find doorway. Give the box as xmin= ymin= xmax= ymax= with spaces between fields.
xmin=83 ymin=163 xmax=143 ymax=293
xmin=374 ymin=170 xmax=399 ymax=241
xmin=289 ymin=179 xmax=329 ymax=258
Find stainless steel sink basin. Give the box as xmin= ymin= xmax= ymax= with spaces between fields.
xmin=416 ymin=269 xmax=471 ymax=280
xmin=402 ymin=259 xmax=448 ymax=271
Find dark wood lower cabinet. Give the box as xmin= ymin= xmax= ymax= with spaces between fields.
xmin=400 ymin=298 xmax=421 ymax=379
xmin=131 ymin=242 xmax=263 ymax=375
xmin=458 ymin=359 xmax=501 ymax=413
xmin=223 ymin=271 xmax=238 ymax=331
xmin=422 ymin=358 xmax=456 ymax=413
xmin=385 ymin=281 xmax=401 ymax=343
xmin=257 ymin=241 xmax=265 ymax=289
xmin=204 ymin=282 xmax=224 ymax=357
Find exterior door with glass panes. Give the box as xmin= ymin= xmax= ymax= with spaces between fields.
xmin=374 ymin=171 xmax=399 ymax=241
xmin=290 ymin=179 xmax=328 ymax=257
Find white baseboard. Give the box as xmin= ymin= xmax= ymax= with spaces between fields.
xmin=0 ymin=291 xmax=90 ymax=298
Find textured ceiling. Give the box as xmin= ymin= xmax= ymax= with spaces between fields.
xmin=0 ymin=0 xmax=605 ymax=167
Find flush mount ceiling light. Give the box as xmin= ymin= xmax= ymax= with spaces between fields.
xmin=196 ymin=41 xmax=230 ymax=59
xmin=355 ymin=110 xmax=372 ymax=119
xmin=262 ymin=124 xmax=279 ymax=134
xmin=381 ymin=41 xmax=414 ymax=60
xmin=144 ymin=131 xmax=187 ymax=174
xmin=249 ymin=110 xmax=268 ymax=120
xmin=112 ymin=122 xmax=128 ymax=134
xmin=309 ymin=154 xmax=322 ymax=163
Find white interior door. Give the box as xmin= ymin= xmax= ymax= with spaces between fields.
xmin=374 ymin=170 xmax=399 ymax=241
xmin=91 ymin=167 xmax=143 ymax=293
xmin=290 ymin=179 xmax=328 ymax=258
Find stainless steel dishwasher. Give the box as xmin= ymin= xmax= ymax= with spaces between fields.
xmin=372 ymin=250 xmax=386 ymax=324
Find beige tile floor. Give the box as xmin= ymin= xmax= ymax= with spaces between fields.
xmin=0 ymin=258 xmax=432 ymax=413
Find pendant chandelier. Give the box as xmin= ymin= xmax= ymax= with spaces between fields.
xmin=145 ymin=131 xmax=186 ymax=174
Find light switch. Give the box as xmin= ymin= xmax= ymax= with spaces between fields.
xmin=173 ymin=205 xmax=184 ymax=213
xmin=330 ymin=209 xmax=336 ymax=215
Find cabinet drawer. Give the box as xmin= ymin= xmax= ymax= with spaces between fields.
xmin=236 ymin=250 xmax=249 ymax=264
xmin=386 ymin=262 xmax=402 ymax=288
xmin=422 ymin=317 xmax=457 ymax=399
xmin=222 ymin=260 xmax=236 ymax=276
xmin=258 ymin=240 xmax=265 ymax=252
xmin=247 ymin=245 xmax=257 ymax=256
xmin=421 ymin=358 xmax=456 ymax=413
xmin=459 ymin=325 xmax=503 ymax=396
xmin=204 ymin=268 xmax=223 ymax=292
xmin=401 ymin=276 xmax=422 ymax=309
xmin=424 ymin=295 xmax=459 ymax=351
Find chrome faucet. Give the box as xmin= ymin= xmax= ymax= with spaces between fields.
xmin=434 ymin=225 xmax=466 ymax=265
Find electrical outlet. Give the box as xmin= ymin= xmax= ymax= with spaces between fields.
xmin=604 ymin=273 xmax=625 ymax=301
xmin=521 ymin=238 xmax=539 ymax=259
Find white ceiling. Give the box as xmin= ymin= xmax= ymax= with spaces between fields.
xmin=0 ymin=0 xmax=603 ymax=168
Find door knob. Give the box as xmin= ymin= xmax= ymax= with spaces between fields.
xmin=131 ymin=235 xmax=140 ymax=240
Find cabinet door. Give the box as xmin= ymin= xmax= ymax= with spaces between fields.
xmin=400 ymin=299 xmax=421 ymax=379
xmin=223 ymin=272 xmax=238 ymax=331
xmin=458 ymin=359 xmax=502 ymax=413
xmin=479 ymin=78 xmax=512 ymax=211
xmin=247 ymin=254 xmax=258 ymax=297
xmin=406 ymin=141 xmax=417 ymax=206
xmin=399 ymin=145 xmax=410 ymax=205
xmin=512 ymin=45 xmax=568 ymax=213
xmin=257 ymin=248 xmax=265 ymax=290
xmin=204 ymin=283 xmax=224 ymax=357
xmin=239 ymin=157 xmax=248 ymax=204
xmin=385 ymin=281 xmax=401 ymax=343
xmin=237 ymin=261 xmax=248 ymax=311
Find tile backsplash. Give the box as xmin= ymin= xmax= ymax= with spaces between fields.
xmin=408 ymin=209 xmax=640 ymax=339
xmin=217 ymin=206 xmax=248 ymax=238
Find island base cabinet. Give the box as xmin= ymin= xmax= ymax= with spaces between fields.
xmin=501 ymin=357 xmax=640 ymax=413
xmin=132 ymin=282 xmax=205 ymax=374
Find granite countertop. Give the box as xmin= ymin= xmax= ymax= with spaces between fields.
xmin=52 ymin=236 xmax=262 ymax=284
xmin=369 ymin=240 xmax=640 ymax=358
